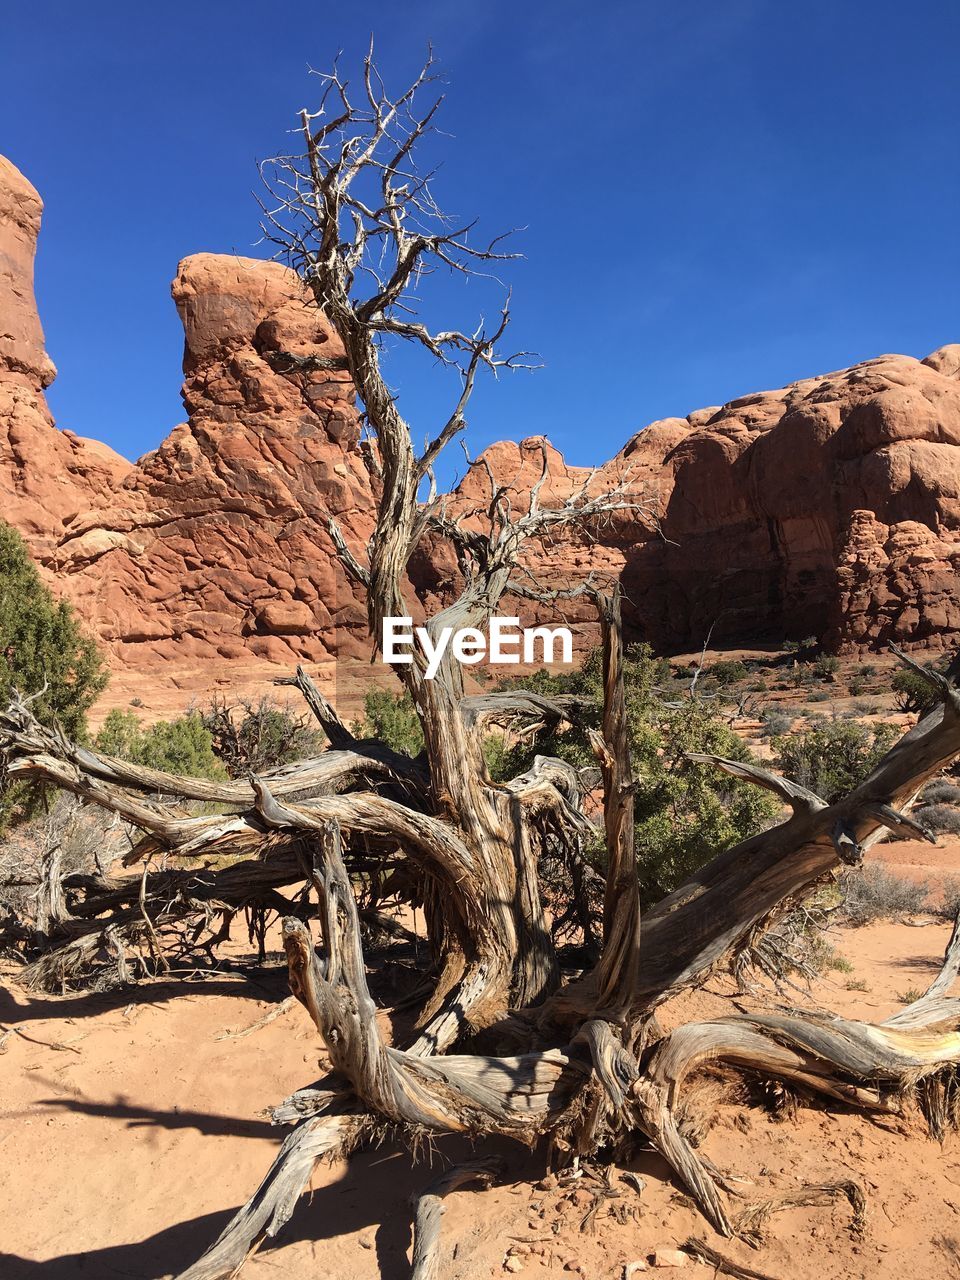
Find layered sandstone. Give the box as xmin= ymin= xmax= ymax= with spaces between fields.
xmin=1 ymin=150 xmax=959 ymax=714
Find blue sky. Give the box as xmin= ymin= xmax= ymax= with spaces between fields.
xmin=2 ymin=1 xmax=958 ymax=486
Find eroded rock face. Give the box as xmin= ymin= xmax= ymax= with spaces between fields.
xmin=50 ymin=252 xmax=378 ymax=671
xmin=2 ymin=149 xmax=960 ymax=706
xmin=0 ymin=154 xmax=378 ymax=691
xmin=650 ymin=349 xmax=960 ymax=649
xmin=442 ymin=352 xmax=960 ymax=652
xmin=0 ymin=157 xmax=130 ymax=555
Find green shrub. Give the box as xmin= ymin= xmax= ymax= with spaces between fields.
xmin=814 ymin=653 xmax=840 ymax=682
xmin=482 ymin=732 xmax=511 ymax=779
xmin=783 ymin=636 xmax=818 ymax=657
xmin=708 ymin=660 xmax=748 ymax=687
xmin=96 ymin=709 xmax=225 ymax=779
xmin=0 ymin=522 xmax=108 ymax=826
xmin=892 ymin=666 xmax=942 ymax=716
xmin=0 ymin=522 xmax=106 ymax=739
xmin=494 ymin=643 xmax=779 ymax=904
xmin=353 ymin=689 xmax=424 ymax=757
xmin=760 ymin=708 xmax=793 ymax=737
xmin=352 ymin=689 xmax=514 ymax=795
xmin=774 ymin=718 xmax=899 ymax=803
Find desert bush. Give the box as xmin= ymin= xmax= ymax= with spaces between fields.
xmin=914 ymin=803 xmax=960 ymax=836
xmin=353 ymin=688 xmax=425 ymax=757
xmin=708 ymin=660 xmax=748 ymax=687
xmin=0 ymin=522 xmax=108 ymax=828
xmin=200 ymin=695 xmax=324 ymax=776
xmin=937 ymin=877 xmax=960 ymax=921
xmin=494 ymin=644 xmax=779 ymax=904
xmin=783 ymin=636 xmax=818 ymax=657
xmin=892 ymin=666 xmax=942 ymax=716
xmin=814 ymin=653 xmax=840 ymax=682
xmin=922 ymin=779 xmax=960 ymax=807
xmin=0 ymin=796 xmax=121 ymax=929
xmin=760 ymin=708 xmax=793 ymax=738
xmin=839 ymin=863 xmax=930 ymax=923
xmin=791 ymin=663 xmax=812 ymax=688
xmin=774 ymin=719 xmax=899 ymax=803
xmin=481 ymin=732 xmax=511 ymax=778
xmin=0 ymin=522 xmax=107 ymax=739
xmin=851 ymin=699 xmax=880 ymax=716
xmin=95 ymin=709 xmax=225 ymax=779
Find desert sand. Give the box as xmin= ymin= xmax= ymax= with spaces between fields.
xmin=4 ymin=893 xmax=960 ymax=1280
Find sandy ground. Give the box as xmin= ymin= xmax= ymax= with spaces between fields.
xmin=4 ymin=911 xmax=960 ymax=1280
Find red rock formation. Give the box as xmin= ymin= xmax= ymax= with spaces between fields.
xmin=432 ymin=351 xmax=960 ymax=655
xmin=0 ymin=157 xmax=130 ymax=556
xmin=2 ymin=150 xmax=960 ymax=719
xmin=51 ymin=252 xmax=376 ymax=674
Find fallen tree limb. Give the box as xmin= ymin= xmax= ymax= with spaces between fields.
xmin=410 ymin=1158 xmax=504 ymax=1280
xmin=177 ymin=1104 xmax=370 ymax=1280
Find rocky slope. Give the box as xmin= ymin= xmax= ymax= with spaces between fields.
xmin=1 ymin=151 xmax=959 ymax=711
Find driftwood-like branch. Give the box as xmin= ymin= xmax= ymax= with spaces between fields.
xmin=459 ymin=690 xmax=587 ymax=732
xmin=686 ymin=754 xmax=825 ymax=816
xmin=410 ymin=1159 xmax=503 ymax=1280
xmin=735 ymin=1180 xmax=866 ymax=1247
xmin=274 ymin=665 xmax=356 ymax=749
xmin=589 ymin=588 xmax=640 ymax=1014
xmin=177 ymin=1104 xmax=369 ymax=1280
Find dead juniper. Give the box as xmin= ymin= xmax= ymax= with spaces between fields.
xmin=3 ymin=44 xmax=960 ymax=1280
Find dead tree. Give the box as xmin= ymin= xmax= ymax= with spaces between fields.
xmin=4 ymin=45 xmax=960 ymax=1277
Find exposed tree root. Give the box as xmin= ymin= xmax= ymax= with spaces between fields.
xmin=410 ymin=1158 xmax=504 ymax=1280
xmin=178 ymin=1104 xmax=370 ymax=1280
xmin=683 ymin=1238 xmax=784 ymax=1280
xmin=734 ymin=1180 xmax=866 ymax=1247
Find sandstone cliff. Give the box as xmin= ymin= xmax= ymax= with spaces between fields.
xmin=1 ymin=151 xmax=959 ymax=713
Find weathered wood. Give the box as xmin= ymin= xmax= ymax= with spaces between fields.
xmin=176 ymin=1104 xmax=369 ymax=1280
xmin=410 ymin=1159 xmax=503 ymax=1280
xmin=590 ymin=588 xmax=640 ymax=1014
